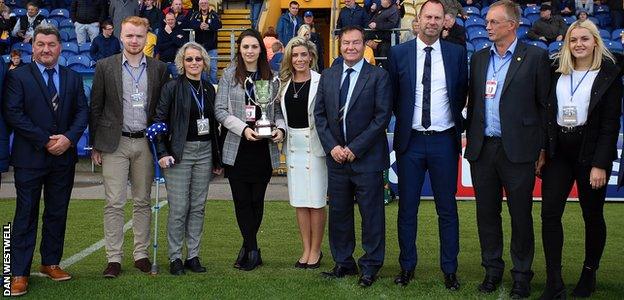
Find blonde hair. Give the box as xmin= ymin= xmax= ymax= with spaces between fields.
xmin=555 ymin=20 xmax=615 ymax=75
xmin=279 ymin=37 xmax=318 ymax=87
xmin=174 ymin=42 xmax=211 ymax=75
xmin=297 ymin=24 xmax=312 ymax=39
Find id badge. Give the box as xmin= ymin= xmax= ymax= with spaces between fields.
xmin=485 ymin=80 xmax=497 ymax=99
xmin=245 ymin=105 xmax=256 ymax=122
xmin=561 ymin=106 xmax=578 ymax=126
xmin=196 ymin=118 xmax=210 ymax=135
xmin=131 ymin=92 xmax=145 ymax=108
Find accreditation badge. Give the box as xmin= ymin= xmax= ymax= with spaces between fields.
xmin=245 ymin=105 xmax=256 ymax=122
xmin=197 ymin=118 xmax=210 ymax=135
xmin=131 ymin=90 xmax=145 ymax=108
xmin=485 ymin=80 xmax=497 ymax=99
xmin=562 ymin=106 xmax=578 ymax=126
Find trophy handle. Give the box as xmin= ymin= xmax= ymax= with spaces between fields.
xmin=271 ymin=76 xmax=282 ymax=104
xmin=244 ymin=76 xmax=256 ymax=105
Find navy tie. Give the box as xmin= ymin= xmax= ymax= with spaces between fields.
xmin=339 ymin=68 xmax=354 ymax=118
xmin=45 ymin=68 xmax=59 ymax=112
xmin=422 ymin=46 xmax=433 ymax=129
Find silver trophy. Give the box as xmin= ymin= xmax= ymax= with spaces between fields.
xmin=244 ymin=76 xmax=281 ymax=138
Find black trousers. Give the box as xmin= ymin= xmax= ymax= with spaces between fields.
xmin=470 ymin=137 xmax=535 ymax=282
xmin=228 ymin=179 xmax=269 ymax=250
xmin=541 ymin=131 xmax=607 ymax=270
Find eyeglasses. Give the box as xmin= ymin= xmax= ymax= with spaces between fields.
xmin=485 ymin=19 xmax=513 ymax=26
xmin=184 ymin=56 xmax=204 ymax=62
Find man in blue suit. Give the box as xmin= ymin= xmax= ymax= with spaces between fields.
xmin=315 ymin=25 xmax=392 ymax=288
xmin=386 ymin=0 xmax=468 ymax=289
xmin=4 ymin=25 xmax=88 ymax=296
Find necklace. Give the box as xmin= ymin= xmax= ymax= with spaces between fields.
xmin=292 ymin=79 xmax=309 ymax=99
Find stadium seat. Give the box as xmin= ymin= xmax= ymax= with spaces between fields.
xmin=39 ymin=8 xmax=49 ymax=18
xmin=480 ymin=6 xmax=489 ymax=17
xmin=473 ymin=40 xmax=492 ymax=50
xmin=588 ymin=16 xmax=599 ymax=25
xmin=548 ymin=41 xmax=563 ymax=54
xmin=21 ymin=55 xmax=31 ymax=63
xmin=455 ymin=17 xmax=464 ymax=27
xmin=59 ymin=19 xmax=74 ymax=30
xmin=464 ymin=16 xmax=486 ymax=30
xmin=611 ymin=29 xmax=624 ymax=40
xmin=523 ymin=6 xmax=541 ymax=17
xmin=526 ymin=40 xmax=548 ymax=50
xmin=600 ymin=29 xmax=611 ymax=40
xmin=526 ymin=14 xmax=541 ymax=24
xmin=61 ymin=42 xmax=79 ymax=57
xmin=562 ymin=16 xmax=576 ymax=25
xmin=49 ymin=8 xmax=70 ymax=22
xmin=79 ymin=42 xmax=91 ymax=54
xmin=517 ymin=27 xmax=529 ymax=40
xmin=596 ymin=14 xmax=611 ymax=29
xmin=77 ymin=128 xmax=89 ymax=157
xmin=2 ymin=54 xmax=9 ymax=64
xmin=61 ymin=29 xmax=77 ymax=42
xmin=468 ymin=30 xmax=488 ymax=44
xmin=47 ymin=19 xmax=59 ymax=28
xmin=13 ymin=8 xmax=26 ymax=17
xmin=11 ymin=42 xmax=32 ymax=55
xmin=466 ymin=41 xmax=475 ymax=54
xmin=66 ymin=54 xmax=94 ymax=73
xmin=57 ymin=55 xmax=67 ymax=66
xmin=464 ymin=6 xmax=480 ymax=16
xmin=605 ymin=40 xmax=624 ymax=54
xmin=595 ymin=4 xmax=610 ymax=13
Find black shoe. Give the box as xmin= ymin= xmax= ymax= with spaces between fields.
xmin=184 ymin=257 xmax=207 ymax=273
xmin=169 ymin=259 xmax=185 ymax=275
xmin=321 ymin=265 xmax=359 ymax=279
xmin=306 ymin=252 xmax=323 ymax=269
xmin=478 ymin=275 xmax=501 ymax=293
xmin=572 ymin=266 xmax=596 ymax=298
xmin=510 ymin=280 xmax=531 ymax=299
xmin=444 ymin=273 xmax=460 ymax=291
xmin=240 ymin=249 xmax=261 ymax=271
xmin=233 ymin=247 xmax=247 ymax=269
xmin=538 ymin=287 xmax=567 ymax=300
xmin=294 ymin=260 xmax=307 ymax=269
xmin=394 ymin=269 xmax=414 ymax=286
xmin=539 ymin=267 xmax=566 ymax=300
xmin=358 ymin=274 xmax=377 ymax=288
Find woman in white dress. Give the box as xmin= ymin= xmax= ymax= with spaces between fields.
xmin=279 ymin=37 xmax=327 ymax=269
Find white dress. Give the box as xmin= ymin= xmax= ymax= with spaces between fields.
xmin=286 ymin=127 xmax=328 ymax=208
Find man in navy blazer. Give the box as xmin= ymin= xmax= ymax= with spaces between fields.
xmin=386 ymin=0 xmax=467 ymax=289
xmin=3 ymin=25 xmax=88 ymax=296
xmin=315 ymin=25 xmax=392 ymax=287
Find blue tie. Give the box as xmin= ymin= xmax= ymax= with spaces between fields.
xmin=422 ymin=46 xmax=433 ymax=129
xmin=45 ymin=68 xmax=59 ymax=112
xmin=339 ymin=68 xmax=354 ymax=117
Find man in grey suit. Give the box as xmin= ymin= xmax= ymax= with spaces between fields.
xmin=464 ymin=0 xmax=550 ymax=298
xmin=90 ymin=16 xmax=169 ymax=278
xmin=315 ymin=25 xmax=392 ymax=288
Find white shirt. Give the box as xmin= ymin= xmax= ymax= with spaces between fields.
xmin=341 ymin=58 xmax=363 ymax=137
xmin=412 ymin=37 xmax=454 ymax=131
xmin=556 ymin=69 xmax=599 ymax=126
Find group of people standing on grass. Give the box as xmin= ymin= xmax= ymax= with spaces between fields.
xmin=3 ymin=0 xmax=623 ymax=298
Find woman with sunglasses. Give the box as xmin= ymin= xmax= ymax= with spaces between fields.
xmin=538 ymin=20 xmax=621 ymax=299
xmin=154 ymin=42 xmax=222 ymax=275
xmin=215 ymin=29 xmax=285 ymax=271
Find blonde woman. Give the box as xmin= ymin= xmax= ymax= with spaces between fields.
xmin=279 ymin=37 xmax=327 ymax=269
xmin=153 ymin=42 xmax=222 ymax=275
xmin=538 ymin=20 xmax=621 ymax=299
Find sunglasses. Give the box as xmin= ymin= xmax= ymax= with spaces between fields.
xmin=184 ymin=56 xmax=204 ymax=62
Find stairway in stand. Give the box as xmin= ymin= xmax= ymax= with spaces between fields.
xmin=217 ymin=7 xmax=251 ymax=76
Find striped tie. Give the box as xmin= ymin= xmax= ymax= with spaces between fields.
xmin=45 ymin=68 xmax=59 ymax=112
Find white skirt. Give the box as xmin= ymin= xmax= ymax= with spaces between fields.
xmin=286 ymin=127 xmax=327 ymax=208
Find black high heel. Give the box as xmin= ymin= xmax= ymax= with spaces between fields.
xmin=572 ymin=266 xmax=597 ymax=298
xmin=306 ymin=252 xmax=323 ymax=269
xmin=241 ymin=249 xmax=261 ymax=271
xmin=233 ymin=247 xmax=247 ymax=269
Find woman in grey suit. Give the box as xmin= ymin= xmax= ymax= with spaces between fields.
xmin=278 ymin=37 xmax=327 ymax=269
xmin=215 ymin=29 xmax=286 ymax=271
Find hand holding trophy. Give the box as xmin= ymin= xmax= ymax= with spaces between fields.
xmin=244 ymin=75 xmax=281 ymax=138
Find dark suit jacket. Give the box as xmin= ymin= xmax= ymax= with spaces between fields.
xmin=2 ymin=63 xmax=89 ymax=168
xmin=0 ymin=61 xmax=9 ymax=172
xmin=544 ymin=60 xmax=621 ymax=169
xmin=387 ymin=38 xmax=468 ymax=154
xmin=465 ymin=42 xmax=550 ymax=163
xmin=314 ymin=60 xmax=392 ymax=173
xmin=89 ymin=53 xmax=169 ymax=153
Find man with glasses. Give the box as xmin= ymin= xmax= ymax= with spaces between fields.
xmin=464 ymin=0 xmax=550 ymax=298
xmin=90 ymin=20 xmax=121 ymax=62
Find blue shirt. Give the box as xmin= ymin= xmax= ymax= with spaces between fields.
xmin=341 ymin=58 xmax=364 ymax=138
xmin=484 ymin=38 xmax=518 ymax=137
xmin=35 ymin=61 xmax=60 ymax=93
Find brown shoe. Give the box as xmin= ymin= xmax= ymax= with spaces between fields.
xmin=10 ymin=276 xmax=28 ymax=296
xmin=40 ymin=265 xmax=72 ymax=281
xmin=134 ymin=258 xmax=151 ymax=273
xmin=103 ymin=262 xmax=121 ymax=278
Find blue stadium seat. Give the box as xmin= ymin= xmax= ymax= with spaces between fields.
xmin=548 ymin=41 xmax=563 ymax=54
xmin=480 ymin=6 xmax=489 ymax=17
xmin=66 ymin=54 xmax=94 ymax=73
xmin=562 ymin=16 xmax=576 ymax=25
xmin=466 ymin=41 xmax=475 ymax=54
xmin=61 ymin=29 xmax=77 ymax=42
xmin=11 ymin=42 xmax=32 ymax=55
xmin=47 ymin=19 xmax=59 ymax=28
xmin=523 ymin=6 xmax=541 ymax=17
xmin=526 ymin=14 xmax=541 ymax=24
xmin=526 ymin=40 xmax=548 ymax=50
xmin=596 ymin=14 xmax=611 ymax=28
xmin=57 ymin=55 xmax=67 ymax=66
xmin=600 ymin=29 xmax=611 ymax=40
xmin=77 ymin=128 xmax=89 ymax=157
xmin=464 ymin=16 xmax=485 ymax=30
xmin=49 ymin=8 xmax=70 ymax=22
xmin=39 ymin=8 xmax=49 ymax=18
xmin=2 ymin=54 xmax=9 ymax=64
xmin=468 ymin=29 xmax=488 ymax=41
xmin=59 ymin=19 xmax=74 ymax=30
xmin=517 ymin=27 xmax=529 ymax=40
xmin=13 ymin=8 xmax=26 ymax=17
xmin=605 ymin=41 xmax=624 ymax=54
xmin=455 ymin=17 xmax=464 ymax=27
xmin=79 ymin=42 xmax=91 ymax=54
xmin=473 ymin=40 xmax=492 ymax=50
xmin=61 ymin=42 xmax=79 ymax=57
xmin=21 ymin=55 xmax=31 ymax=63
xmin=464 ymin=6 xmax=480 ymax=16
xmin=611 ymin=29 xmax=624 ymax=40
xmin=595 ymin=4 xmax=610 ymax=13
xmin=520 ymin=17 xmax=532 ymax=26
xmin=588 ymin=16 xmax=599 ymax=25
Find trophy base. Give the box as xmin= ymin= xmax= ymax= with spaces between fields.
xmin=255 ymin=125 xmax=273 ymax=139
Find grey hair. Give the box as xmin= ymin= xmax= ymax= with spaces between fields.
xmin=174 ymin=42 xmax=210 ymax=75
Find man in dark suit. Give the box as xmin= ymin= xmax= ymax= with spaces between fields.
xmin=315 ymin=25 xmax=392 ymax=288
xmin=387 ymin=0 xmax=467 ymax=289
xmin=0 ymin=61 xmax=9 ymax=186
xmin=90 ymin=16 xmax=169 ymax=278
xmin=464 ymin=0 xmax=550 ymax=298
xmin=4 ymin=25 xmax=88 ymax=296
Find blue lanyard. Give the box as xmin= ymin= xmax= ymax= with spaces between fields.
xmin=189 ymin=81 xmax=205 ymax=119
xmin=490 ymin=53 xmax=512 ymax=80
xmin=123 ymin=63 xmax=146 ymax=89
xmin=569 ymin=70 xmax=590 ymax=102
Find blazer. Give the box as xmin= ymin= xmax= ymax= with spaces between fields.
xmin=214 ymin=65 xmax=286 ymax=168
xmin=3 ymin=63 xmax=89 ymax=168
xmin=153 ymin=77 xmax=222 ymax=168
xmin=387 ymin=38 xmax=468 ymax=155
xmin=465 ymin=42 xmax=551 ymax=164
xmin=314 ymin=60 xmax=392 ymax=173
xmin=546 ymin=59 xmax=622 ymax=170
xmin=279 ymin=70 xmax=324 ymax=157
xmin=0 ymin=61 xmax=8 ymax=172
xmin=89 ymin=53 xmax=169 ymax=153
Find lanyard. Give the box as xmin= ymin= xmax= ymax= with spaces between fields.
xmin=569 ymin=70 xmax=590 ymax=102
xmin=123 ymin=63 xmax=146 ymax=90
xmin=490 ymin=53 xmax=512 ymax=80
xmin=189 ymin=81 xmax=205 ymax=119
